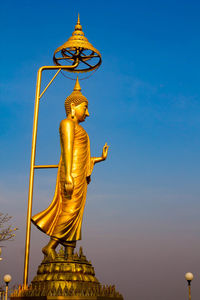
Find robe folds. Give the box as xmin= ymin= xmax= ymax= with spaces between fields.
xmin=31 ymin=124 xmax=94 ymax=243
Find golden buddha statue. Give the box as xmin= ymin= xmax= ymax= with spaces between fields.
xmin=31 ymin=77 xmax=109 ymax=260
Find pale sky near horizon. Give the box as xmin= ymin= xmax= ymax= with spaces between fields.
xmin=1 ymin=1 xmax=200 ymax=299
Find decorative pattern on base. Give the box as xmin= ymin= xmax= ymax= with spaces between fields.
xmin=11 ymin=247 xmax=123 ymax=300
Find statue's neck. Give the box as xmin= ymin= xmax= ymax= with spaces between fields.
xmin=67 ymin=115 xmax=80 ymax=124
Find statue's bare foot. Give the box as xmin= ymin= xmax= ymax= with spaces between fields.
xmin=42 ymin=238 xmax=58 ymax=260
xmin=42 ymin=246 xmax=56 ymax=260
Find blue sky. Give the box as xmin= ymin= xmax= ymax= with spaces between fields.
xmin=1 ymin=1 xmax=200 ymax=299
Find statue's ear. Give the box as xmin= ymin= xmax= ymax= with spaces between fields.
xmin=70 ymin=102 xmax=76 ymax=118
xmin=70 ymin=102 xmax=75 ymax=110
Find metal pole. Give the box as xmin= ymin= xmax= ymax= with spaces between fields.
xmin=23 ymin=67 xmax=42 ymax=287
xmin=23 ymin=63 xmax=79 ymax=288
xmin=5 ymin=285 xmax=8 ymax=300
xmin=188 ymin=282 xmax=191 ymax=300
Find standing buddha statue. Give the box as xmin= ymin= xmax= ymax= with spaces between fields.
xmin=31 ymin=77 xmax=109 ymax=260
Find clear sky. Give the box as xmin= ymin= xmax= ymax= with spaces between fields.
xmin=1 ymin=1 xmax=200 ymax=299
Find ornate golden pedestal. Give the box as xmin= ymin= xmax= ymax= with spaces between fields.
xmin=11 ymin=247 xmax=123 ymax=300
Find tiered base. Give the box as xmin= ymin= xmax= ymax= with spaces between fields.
xmin=11 ymin=297 xmax=121 ymax=300
xmin=11 ymin=247 xmax=123 ymax=300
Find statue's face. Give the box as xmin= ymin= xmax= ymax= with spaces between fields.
xmin=74 ymin=101 xmax=89 ymax=122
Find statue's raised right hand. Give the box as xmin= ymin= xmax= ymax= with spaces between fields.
xmin=64 ymin=175 xmax=74 ymax=196
xmin=101 ymin=142 xmax=109 ymax=161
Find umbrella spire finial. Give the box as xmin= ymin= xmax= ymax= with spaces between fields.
xmin=77 ymin=13 xmax=80 ymax=25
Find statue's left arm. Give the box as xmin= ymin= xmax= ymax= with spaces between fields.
xmin=91 ymin=142 xmax=109 ymax=165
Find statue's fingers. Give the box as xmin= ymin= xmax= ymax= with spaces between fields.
xmin=105 ymin=142 xmax=110 ymax=148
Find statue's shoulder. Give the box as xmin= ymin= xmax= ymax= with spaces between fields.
xmin=59 ymin=118 xmax=75 ymax=133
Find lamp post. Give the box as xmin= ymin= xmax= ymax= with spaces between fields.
xmin=0 ymin=289 xmax=4 ymax=300
xmin=3 ymin=274 xmax=12 ymax=300
xmin=185 ymin=272 xmax=194 ymax=300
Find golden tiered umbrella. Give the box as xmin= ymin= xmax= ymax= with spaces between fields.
xmin=53 ymin=14 xmax=102 ymax=72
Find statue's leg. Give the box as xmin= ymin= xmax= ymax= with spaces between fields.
xmin=64 ymin=241 xmax=76 ymax=259
xmin=42 ymin=238 xmax=58 ymax=260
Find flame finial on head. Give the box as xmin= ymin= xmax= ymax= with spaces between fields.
xmin=73 ymin=76 xmax=81 ymax=91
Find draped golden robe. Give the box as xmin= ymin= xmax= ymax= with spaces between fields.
xmin=31 ymin=124 xmax=94 ymax=243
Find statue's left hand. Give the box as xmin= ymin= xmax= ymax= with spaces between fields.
xmin=101 ymin=142 xmax=109 ymax=161
xmin=64 ymin=175 xmax=74 ymax=196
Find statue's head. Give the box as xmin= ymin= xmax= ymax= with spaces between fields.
xmin=65 ymin=77 xmax=89 ymax=122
